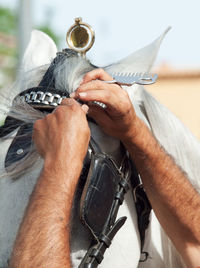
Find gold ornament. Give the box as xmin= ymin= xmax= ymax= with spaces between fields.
xmin=66 ymin=17 xmax=95 ymax=57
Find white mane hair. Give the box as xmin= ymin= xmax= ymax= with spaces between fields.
xmin=0 ymin=28 xmax=199 ymax=267
xmin=140 ymin=89 xmax=200 ymax=190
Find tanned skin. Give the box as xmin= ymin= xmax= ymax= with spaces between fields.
xmin=72 ymin=68 xmax=200 ymax=267
xmin=9 ymin=99 xmax=90 ymax=267
xmin=10 ymin=69 xmax=200 ymax=267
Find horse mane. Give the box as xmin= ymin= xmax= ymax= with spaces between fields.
xmin=141 ymin=88 xmax=200 ymax=190
xmin=131 ymin=86 xmax=200 ymax=267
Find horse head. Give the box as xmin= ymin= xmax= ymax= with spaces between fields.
xmin=1 ymin=26 xmax=190 ymax=268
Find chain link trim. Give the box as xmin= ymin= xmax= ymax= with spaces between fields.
xmin=19 ymin=91 xmax=67 ymax=107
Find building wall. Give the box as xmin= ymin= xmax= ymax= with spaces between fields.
xmin=146 ymin=71 xmax=200 ymax=140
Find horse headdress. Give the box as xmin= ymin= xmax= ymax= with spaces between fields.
xmin=0 ymin=20 xmax=199 ymax=268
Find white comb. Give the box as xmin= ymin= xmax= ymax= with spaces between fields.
xmin=105 ymin=72 xmax=158 ymax=86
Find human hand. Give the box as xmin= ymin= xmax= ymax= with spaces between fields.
xmin=33 ymin=99 xmax=90 ymax=167
xmin=70 ymin=68 xmax=139 ymax=142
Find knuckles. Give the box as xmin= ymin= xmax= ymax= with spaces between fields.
xmin=83 ymin=68 xmax=110 ymax=83
xmin=83 ymin=68 xmax=104 ymax=80
xmin=89 ymin=79 xmax=104 ymax=90
xmin=54 ymin=106 xmax=67 ymax=119
xmin=97 ymin=68 xmax=105 ymax=76
xmin=61 ymin=98 xmax=76 ymax=106
xmin=45 ymin=113 xmax=53 ymax=121
xmin=56 ymin=99 xmax=79 ymax=115
xmin=33 ymin=119 xmax=43 ymax=131
xmin=96 ymin=68 xmax=112 ymax=79
xmin=120 ymin=90 xmax=132 ymax=108
xmin=54 ymin=100 xmax=87 ymax=124
xmin=83 ymin=72 xmax=93 ymax=82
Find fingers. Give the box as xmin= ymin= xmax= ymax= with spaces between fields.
xmin=34 ymin=99 xmax=87 ymax=136
xmin=57 ymin=98 xmax=88 ymax=114
xmin=75 ymin=89 xmax=114 ymax=106
xmin=72 ymin=86 xmax=130 ymax=115
xmin=60 ymin=98 xmax=79 ymax=107
xmin=81 ymin=68 xmax=113 ymax=84
xmin=78 ymin=79 xmax=121 ymax=94
xmin=70 ymin=80 xmax=123 ymax=112
xmin=69 ymin=69 xmax=125 ymax=112
xmin=70 ymin=79 xmax=119 ymax=99
xmin=33 ymin=98 xmax=90 ymax=158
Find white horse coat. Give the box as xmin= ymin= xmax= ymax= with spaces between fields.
xmin=0 ymin=28 xmax=199 ymax=268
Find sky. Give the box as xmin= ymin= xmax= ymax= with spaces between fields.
xmin=1 ymin=0 xmax=200 ymax=69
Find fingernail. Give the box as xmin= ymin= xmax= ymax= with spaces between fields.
xmin=70 ymin=92 xmax=76 ymax=98
xmin=79 ymin=92 xmax=87 ymax=97
xmin=81 ymin=104 xmax=89 ymax=113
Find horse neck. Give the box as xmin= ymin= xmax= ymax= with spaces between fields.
xmin=89 ymin=121 xmax=122 ymax=164
xmin=130 ymin=86 xmax=200 ymax=190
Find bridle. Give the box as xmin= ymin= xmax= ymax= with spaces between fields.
xmin=0 ymin=49 xmax=151 ymax=267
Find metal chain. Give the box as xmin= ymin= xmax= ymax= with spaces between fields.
xmin=19 ymin=91 xmax=66 ymax=107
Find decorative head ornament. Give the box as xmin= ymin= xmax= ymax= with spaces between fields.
xmin=66 ymin=17 xmax=95 ymax=57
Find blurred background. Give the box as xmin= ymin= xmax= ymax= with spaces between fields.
xmin=0 ymin=0 xmax=200 ymax=138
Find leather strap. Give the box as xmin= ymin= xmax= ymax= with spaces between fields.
xmin=5 ymin=123 xmax=33 ymax=172
xmin=79 ymin=217 xmax=127 ymax=268
xmin=79 ymin=153 xmax=133 ymax=267
xmin=129 ymin=161 xmax=152 ymax=260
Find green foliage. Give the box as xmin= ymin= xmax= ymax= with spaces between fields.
xmin=0 ymin=6 xmax=60 ymax=88
xmin=0 ymin=7 xmax=17 ymax=88
xmin=0 ymin=43 xmax=16 ymax=57
xmin=0 ymin=7 xmax=17 ymax=35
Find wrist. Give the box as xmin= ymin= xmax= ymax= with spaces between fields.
xmin=44 ymin=146 xmax=84 ymax=169
xmin=41 ymin=151 xmax=84 ymax=188
xmin=44 ymin=154 xmax=83 ymax=175
xmin=121 ymin=117 xmax=159 ymax=159
xmin=120 ymin=116 xmax=143 ymax=145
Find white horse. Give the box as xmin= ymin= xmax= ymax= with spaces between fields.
xmin=0 ymin=28 xmax=199 ymax=268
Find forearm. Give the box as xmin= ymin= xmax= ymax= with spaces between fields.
xmin=122 ymin=117 xmax=200 ymax=267
xmin=70 ymin=67 xmax=200 ymax=265
xmin=9 ymin=157 xmax=83 ymax=268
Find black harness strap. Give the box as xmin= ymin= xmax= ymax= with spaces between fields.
xmin=130 ymin=161 xmax=152 ymax=261
xmin=79 ymin=217 xmax=127 ymax=268
xmin=79 ymin=149 xmax=132 ymax=268
xmin=0 ymin=117 xmax=23 ymax=138
xmin=5 ymin=123 xmax=33 ymax=171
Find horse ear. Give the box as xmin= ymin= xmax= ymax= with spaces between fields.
xmin=21 ymin=30 xmax=57 ymax=72
xmin=105 ymin=27 xmax=171 ymax=74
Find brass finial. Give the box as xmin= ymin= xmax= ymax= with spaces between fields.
xmin=66 ymin=17 xmax=95 ymax=57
